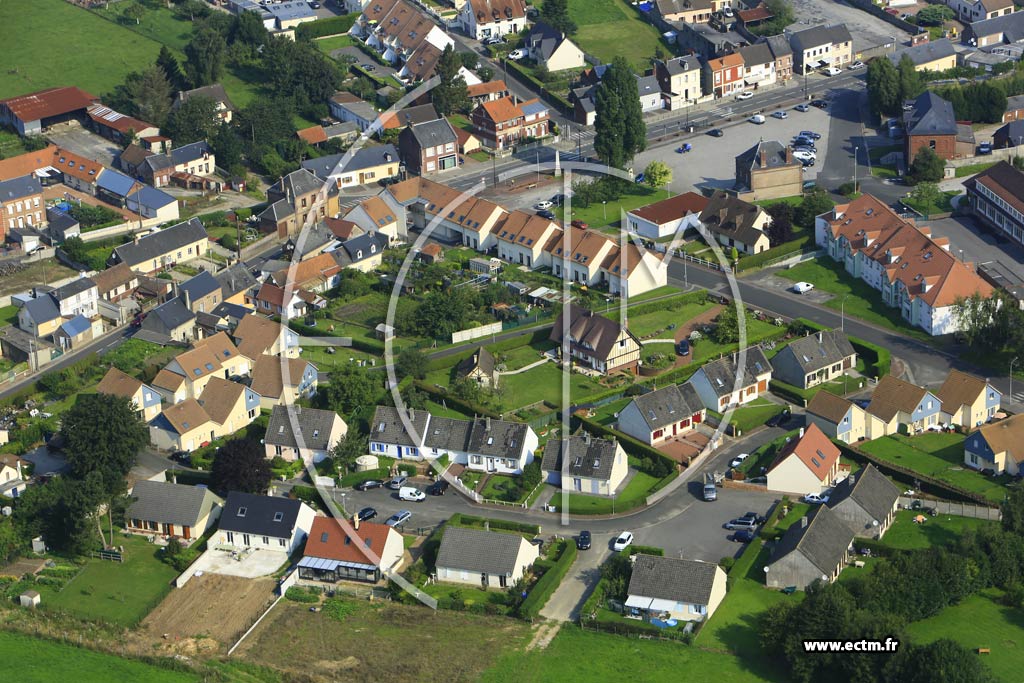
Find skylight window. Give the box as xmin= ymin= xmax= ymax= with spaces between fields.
xmin=320 ymin=532 xmax=329 ymax=542
xmin=237 ymin=507 xmax=247 ymax=517
xmin=273 ymin=512 xmax=284 ymax=522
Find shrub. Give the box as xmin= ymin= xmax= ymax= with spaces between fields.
xmin=518 ymin=539 xmax=577 ymax=619
xmin=719 ymin=557 xmax=735 ymax=572
xmin=285 ymin=586 xmax=320 ymax=603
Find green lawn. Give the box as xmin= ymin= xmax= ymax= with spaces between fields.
xmin=491 ymin=361 xmax=610 ymax=411
xmin=689 ymin=316 xmax=782 ymax=365
xmin=35 ymin=533 xmax=178 ymax=627
xmin=316 ymin=34 xmax=357 ymax=57
xmin=722 ymin=398 xmax=785 ymax=435
xmin=858 ymin=432 xmax=1013 ymax=503
xmin=880 ymin=509 xmax=994 ymax=551
xmin=300 ymin=342 xmax=381 ymax=371
xmin=0 ymin=304 xmax=19 ymax=327
xmin=555 ymin=184 xmax=661 ymax=230
xmin=497 ymin=342 xmax=553 ymax=371
xmin=614 ymin=301 xmax=713 ymax=339
xmin=955 ymin=161 xmax=998 ymax=178
xmin=0 ymin=0 xmax=164 ymax=98
xmin=628 ymin=284 xmax=685 ymax=302
xmin=0 ymin=632 xmax=198 ymax=683
xmin=91 ymin=3 xmax=195 ymax=51
xmin=906 ymin=589 xmax=1022 ymax=683
xmin=481 ymin=622 xmax=778 ymax=683
xmin=777 ymin=259 xmax=931 ymax=341
xmin=555 ymin=470 xmax=660 ymax=514
xmin=533 ymin=0 xmax=667 ymax=71
xmin=590 ymin=397 xmax=632 ymax=427
xmin=901 ymin=190 xmax=959 ymax=217
xmin=0 ymin=127 xmax=32 ymax=158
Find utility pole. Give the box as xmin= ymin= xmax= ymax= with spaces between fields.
xmin=853 ymin=145 xmax=858 ymax=193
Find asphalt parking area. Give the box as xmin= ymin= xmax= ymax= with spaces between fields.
xmin=924 ymin=215 xmax=1024 ymax=283
xmin=786 ymin=0 xmax=912 ymax=51
xmin=45 ymin=123 xmax=121 ymax=166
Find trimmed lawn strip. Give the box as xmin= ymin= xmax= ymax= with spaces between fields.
xmin=554 ymin=470 xmax=659 ymax=514
xmin=315 ymin=34 xmax=357 ymax=56
xmin=880 ymin=509 xmax=994 ymax=551
xmin=725 ymin=398 xmax=785 ymax=434
xmin=91 ymin=3 xmax=195 ymax=51
xmin=954 ymin=161 xmax=998 ymax=178
xmin=554 ymin=184 xmax=661 ymax=229
xmin=0 ymin=304 xmax=19 ymax=327
xmin=901 ymin=190 xmax=958 ymax=217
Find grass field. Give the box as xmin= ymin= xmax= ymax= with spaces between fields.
xmin=555 ymin=183 xmax=661 ymax=230
xmin=906 ymin=588 xmax=1022 ymax=683
xmin=0 ymin=127 xmax=32 ymax=158
xmin=36 ymin=533 xmax=178 ymax=627
xmin=0 ymin=304 xmax=19 ymax=327
xmin=482 ymin=624 xmax=778 ymax=683
xmin=91 ymin=3 xmax=195 ymax=51
xmin=777 ymin=260 xmax=931 ymax=342
xmin=535 ymin=0 xmax=666 ymax=71
xmin=0 ymin=632 xmax=198 ymax=683
xmin=555 ymin=470 xmax=660 ymax=514
xmin=902 ymin=190 xmax=959 ymax=217
xmin=954 ymin=161 xmax=998 ymax=178
xmin=615 ymin=301 xmax=713 ymax=339
xmin=0 ymin=0 xmax=163 ymax=98
xmin=880 ymin=510 xmax=994 ymax=550
xmin=316 ymin=34 xmax=358 ymax=57
xmin=858 ymin=432 xmax=1012 ymax=503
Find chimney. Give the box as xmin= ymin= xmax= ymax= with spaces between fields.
xmin=800 ymin=516 xmax=808 ymax=528
xmin=16 ymin=460 xmax=23 ymax=480
xmin=799 ymin=427 xmax=804 ymax=438
xmin=353 ymin=515 xmax=360 ymax=530
xmin=182 ymin=287 xmax=191 ymax=310
xmin=848 ymin=473 xmax=856 ymax=486
xmin=485 ymin=416 xmax=492 ymax=431
xmin=759 ymin=147 xmax=767 ymax=168
xmin=583 ymin=430 xmax=591 ymax=445
xmin=785 ymin=146 xmax=793 ymax=163
xmin=817 ymin=331 xmax=823 ymax=343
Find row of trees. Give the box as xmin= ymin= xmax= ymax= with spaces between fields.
xmin=867 ymin=55 xmax=925 ymax=119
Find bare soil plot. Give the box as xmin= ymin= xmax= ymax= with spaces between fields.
xmin=0 ymin=260 xmax=78 ymax=299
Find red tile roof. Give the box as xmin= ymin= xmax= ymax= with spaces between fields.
xmin=467 ymin=80 xmax=509 ymax=98
xmin=769 ymin=423 xmax=840 ymax=483
xmin=479 ymin=96 xmax=523 ymax=124
xmin=628 ymin=192 xmax=709 ymax=225
xmin=303 ymin=516 xmax=397 ymax=567
xmin=297 ymin=126 xmax=327 ymax=145
xmin=0 ymin=86 xmax=98 ymax=123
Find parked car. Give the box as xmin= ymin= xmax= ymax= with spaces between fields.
xmin=485 ymin=36 xmax=505 ymax=45
xmin=822 ymin=66 xmax=842 ymax=77
xmin=792 ymin=145 xmax=817 ymax=156
xmin=385 ymin=510 xmax=412 ymax=527
xmin=798 ymin=130 xmax=821 ymax=140
xmin=978 ymin=142 xmax=993 ymax=155
xmin=427 ymin=479 xmax=449 ymax=495
xmin=725 ymin=518 xmax=758 ymax=530
xmin=536 ymin=209 xmax=556 ymax=220
xmin=730 ymin=453 xmax=750 ymax=468
xmin=792 ymin=281 xmax=815 ymax=294
xmin=308 ymin=0 xmax=320 ymax=7
xmin=735 ymin=91 xmax=754 ymax=101
xmin=748 ymin=114 xmax=766 ymax=124
xmin=732 ymin=529 xmax=757 ymax=543
xmin=361 ymin=64 xmax=377 ymax=72
xmin=535 ymin=200 xmax=554 ymax=210
xmin=386 ymin=476 xmax=407 ymax=490
xmin=792 ymin=150 xmax=816 ymax=165
xmin=793 ymin=135 xmax=817 ymax=148
xmin=772 ymin=110 xmax=788 ymax=119
xmin=795 ymin=103 xmax=810 ymax=112
xmin=571 ymin=219 xmax=589 ymax=229
xmin=355 ymin=479 xmax=383 ymax=491
xmin=708 ymin=128 xmax=724 ymax=137
xmin=398 ymin=486 xmax=426 ymax=502
xmin=765 ymin=412 xmax=786 ymax=428
xmin=849 ymin=60 xmax=866 ymax=70
xmin=811 ymin=99 xmax=828 ymax=109
xmin=676 ymin=339 xmax=690 ymax=356
xmin=612 ymin=531 xmax=634 ymax=551
xmin=357 ymin=506 xmax=377 ymax=522
xmin=508 ymin=49 xmax=526 ymax=60
xmin=741 ymin=511 xmax=768 ymax=524
xmin=634 ymin=173 xmax=646 ymax=184
xmin=577 ymin=530 xmax=592 ymax=550
xmin=804 ymin=492 xmax=830 ymax=504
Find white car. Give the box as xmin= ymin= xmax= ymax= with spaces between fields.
xmin=822 ymin=67 xmax=842 ymax=77
xmin=748 ymin=114 xmax=766 ymax=124
xmin=535 ymin=200 xmax=553 ymax=210
xmin=804 ymin=493 xmax=830 ymax=504
xmin=612 ymin=531 xmax=634 ymax=552
xmin=398 ymin=486 xmax=426 ymax=502
xmin=730 ymin=453 xmax=750 ymax=469
xmin=849 ymin=61 xmax=866 ymax=70
xmin=508 ymin=49 xmax=526 ymax=60
xmin=735 ymin=91 xmax=754 ymax=101
xmin=792 ymin=150 xmax=816 ymax=164
xmin=792 ymin=281 xmax=815 ymax=294
xmin=772 ymin=111 xmax=788 ymax=119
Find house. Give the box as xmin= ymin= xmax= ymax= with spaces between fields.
xmin=523 ymin=23 xmax=586 ymax=72
xmin=92 ymin=262 xmax=139 ymax=303
xmin=399 ymin=119 xmax=460 ymax=175
xmin=471 ymin=97 xmax=550 ymax=150
xmin=654 ymin=56 xmax=702 ymax=110
xmin=903 ymin=91 xmax=974 ymax=161
xmin=866 ymin=375 xmax=943 ymax=434
xmin=6 ymin=226 xmax=43 ymax=252
xmin=616 ymin=382 xmax=706 ymax=446
xmin=17 ymin=276 xmax=99 ymax=339
xmin=814 ymin=194 xmax=993 ymax=335
xmin=549 ymin=305 xmax=642 ymax=375
xmin=349 ymin=0 xmax=454 ymax=80
xmin=655 ymin=0 xmax=731 ymax=24
xmin=344 ymin=195 xmax=403 ymax=243
xmin=626 ymin=192 xmax=709 ymax=241
xmin=0 ymin=174 xmax=44 ymax=236
xmin=17 ymin=294 xmax=61 ymax=339
xmin=109 ymin=218 xmax=209 ymax=274
xmin=87 ymin=104 xmax=159 ymax=144
xmin=806 ymin=391 xmax=883 ymax=443
xmin=367 ymin=405 xmax=431 ymax=460
xmin=140 ymin=152 xmax=176 ymax=188
xmin=264 ymin=405 xmax=348 ymax=463
xmin=141 ymin=296 xmax=197 ymax=344
xmin=434 ymin=526 xmax=540 ymax=588
xmin=329 ymin=92 xmax=379 ymax=132
xmin=734 ymin=140 xmax=802 ymax=202
xmin=379 ymin=103 xmax=440 ymax=131
xmin=296 ymin=122 xmax=360 ymax=147
xmin=298 ymin=517 xmax=404 ymax=583
xmin=214 ymin=491 xmax=316 ymax=554
xmin=174 ymin=83 xmax=235 ymax=123
xmin=691 ymin=346 xmax=773 ymax=411
xmin=766 ymin=424 xmax=843 ymax=494
xmin=826 ymin=464 xmax=900 ymax=538
xmin=460 ymin=0 xmax=527 ymax=41
xmin=943 ymin=0 xmax=1013 ymax=23
xmin=170 ymin=141 xmax=216 ymax=177
xmin=771 ymin=329 xmax=856 ymax=390
xmin=540 ymin=433 xmax=629 ymax=496
xmin=178 ymin=271 xmax=222 ymax=315
xmin=736 ymin=2 xmax=773 ymax=26
xmin=936 ymin=369 xmax=1001 ymax=428
xmin=53 ymin=314 xmax=98 ymax=351
xmin=993 ymin=120 xmax=1024 ymax=149
xmin=636 ymin=75 xmax=664 ymax=113
xmin=456 ymin=346 xmax=498 ymax=387
xmin=467 ymin=80 xmax=510 ymax=105
xmin=1003 ymin=94 xmax=1024 ymax=123
xmin=0 ymin=86 xmax=98 ymax=136
xmin=766 ymin=505 xmax=853 ymax=590
xmin=702 ymin=52 xmax=745 ymax=98
xmin=232 ymin=314 xmax=300 ymax=359
xmin=268 ymin=252 xmax=342 ymax=293
xmin=125 ymin=480 xmax=223 ymax=540
xmin=252 ymin=282 xmax=306 ymax=319
xmin=97 ymin=367 xmax=163 ymax=422
xmin=678 ymin=22 xmax=749 ymax=60
xmin=625 ymin=555 xmax=727 ymax=623
xmin=964 ymin=412 xmax=1024 ymax=475
xmin=789 ymin=24 xmax=853 ymax=74
xmin=738 ymin=42 xmax=777 ymax=90
xmin=149 ymin=398 xmax=216 ymax=452
xmin=258 ymin=169 xmax=340 ymax=238
xmin=963 ymin=8 xmax=1024 ymax=47
xmin=300 ymin=145 xmax=400 ymax=190
xmin=759 ymin=34 xmax=794 ymax=82
xmin=698 ymin=191 xmax=771 ymax=255
xmin=494 ymin=210 xmax=560 ymax=268
xmin=965 ymin=161 xmax=1024 ymax=249
xmin=45 ymin=207 xmax=80 ymax=244
xmin=0 ymin=454 xmax=27 ymax=498
xmin=250 ymin=354 xmax=318 ymax=409
xmin=198 ymin=376 xmax=261 ymax=436
xmin=887 ymin=38 xmax=957 ymax=72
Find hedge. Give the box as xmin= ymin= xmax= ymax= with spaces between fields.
xmin=768 ymin=379 xmax=813 ymax=405
xmin=736 ymin=234 xmax=814 ymax=272
xmin=503 ymin=60 xmax=574 ymax=115
xmin=291 ymin=484 xmax=328 ymax=510
xmin=295 ymin=13 xmax=359 ymax=40
xmin=628 ymin=545 xmax=664 ymax=557
xmin=518 ymin=539 xmax=577 ymax=619
xmin=450 ymin=513 xmax=541 ymax=535
xmin=622 ymin=290 xmax=708 ymax=319
xmin=414 ymin=380 xmax=500 ymax=419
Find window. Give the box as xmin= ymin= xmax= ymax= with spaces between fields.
xmin=273 ymin=511 xmax=284 ymax=522
xmin=279 ymin=538 xmax=286 ymax=547
xmin=262 ymin=536 xmax=269 ymax=544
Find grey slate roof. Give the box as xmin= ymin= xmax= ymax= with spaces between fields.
xmin=967 ymin=9 xmax=1024 ymax=42
xmin=699 ymin=191 xmax=768 ymax=248
xmin=790 ymin=24 xmax=853 ymax=53
xmin=22 ymin=295 xmax=60 ymax=325
xmin=698 ymin=346 xmax=773 ymax=397
xmin=625 ymin=382 xmax=703 ymax=431
xmin=215 ymin=263 xmax=259 ymax=299
xmin=265 ymin=405 xmax=341 ymax=452
xmin=435 ymin=526 xmax=530 ymax=575
xmin=636 ymin=74 xmax=661 ymax=99
xmin=143 ymin=154 xmax=175 ymax=173
xmin=171 ymin=141 xmax=213 ymax=166
xmin=1006 ymin=94 xmax=1024 ymax=113
xmin=661 ymin=55 xmax=700 ymax=75
xmin=759 ymin=34 xmax=792 ymax=59
xmin=132 ymin=185 xmax=176 ymax=209
xmin=467 ymin=416 xmax=529 ymax=457
xmin=387 ymin=103 xmax=439 ymax=128
xmin=58 ymin=314 xmax=91 ymax=338
xmin=888 ymin=38 xmax=955 ymax=68
xmin=540 ymin=434 xmax=619 ymax=481
xmin=406 ymin=118 xmax=458 ymax=148
xmin=736 ymin=140 xmax=796 ymax=172
xmin=738 ymin=42 xmax=774 ymax=68
xmin=0 ymin=174 xmax=42 ymax=201
xmin=526 ymin=22 xmax=569 ymax=61
xmin=219 ymin=491 xmax=304 ymax=537
xmin=301 ymin=145 xmax=399 ymax=179
xmin=335 ymin=232 xmax=387 ymax=265
xmin=826 ymin=464 xmax=900 ymax=525
xmin=54 ymin=276 xmax=96 ymax=301
xmin=904 ymin=91 xmax=958 ymax=137
xmin=96 ymin=168 xmax=138 ymax=197
xmin=177 ymin=83 xmax=235 ymax=111
xmin=423 ymin=416 xmax=473 ymax=452
xmin=179 ymin=271 xmax=220 ymax=302
xmin=627 ymin=554 xmax=720 ymax=605
xmin=112 ymin=218 xmax=208 ymax=268
xmin=370 ymin=405 xmax=430 ymax=446
xmin=148 ymin=296 xmax=195 ymax=331
xmin=771 ymin=505 xmax=853 ymax=576
xmin=775 ymin=330 xmax=855 ymax=373
xmin=269 ymin=169 xmax=323 ymax=198
xmin=128 ymin=480 xmax=223 ymax=528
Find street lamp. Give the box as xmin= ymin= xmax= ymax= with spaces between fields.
xmin=603 ymin=200 xmax=607 ymax=221
xmin=1011 ymin=356 xmax=1019 ymax=399
xmin=853 ymin=145 xmax=858 ymax=194
xmin=840 ymin=294 xmax=850 ymax=332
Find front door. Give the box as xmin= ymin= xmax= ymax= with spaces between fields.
xmin=243 ymin=534 xmax=250 ymax=546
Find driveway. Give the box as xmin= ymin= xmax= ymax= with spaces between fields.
xmin=45 ymin=123 xmax=121 ymax=166
xmin=190 ymin=547 xmax=289 ymax=578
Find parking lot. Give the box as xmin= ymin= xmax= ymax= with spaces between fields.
xmin=923 ymin=215 xmax=1024 ymax=283
xmin=45 ymin=122 xmax=121 ymax=167
xmin=786 ymin=0 xmax=912 ymax=51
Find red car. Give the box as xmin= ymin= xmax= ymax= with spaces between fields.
xmin=571 ymin=219 xmax=589 ymax=229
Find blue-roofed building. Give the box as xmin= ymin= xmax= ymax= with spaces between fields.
xmin=301 ymin=145 xmax=401 ymax=189
xmin=126 ymin=185 xmax=180 ymax=223
xmin=53 ymin=314 xmax=97 ymax=350
xmin=96 ymin=168 xmax=141 ymax=207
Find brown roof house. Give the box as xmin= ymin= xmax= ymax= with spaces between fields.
xmin=698 ymin=191 xmax=771 ymax=255
xmin=866 ymin=375 xmax=943 ymax=435
xmin=936 ymin=369 xmax=1001 ymax=428
xmin=97 ymin=367 xmax=164 ymax=422
xmin=456 ymin=346 xmax=498 ymax=388
xmin=625 ymin=192 xmax=709 ymax=241
xmin=550 ymin=305 xmax=642 ymax=375
xmin=298 ymin=516 xmax=404 ymax=584
xmin=250 ymin=354 xmax=319 ymax=409
xmin=766 ymin=424 xmax=843 ymax=495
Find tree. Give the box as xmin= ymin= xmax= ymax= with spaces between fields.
xmin=211 ymin=123 xmax=243 ymax=171
xmin=0 ymin=515 xmax=22 ymax=564
xmin=396 ymin=348 xmax=429 ymax=380
xmin=164 ymin=94 xmax=220 ymax=144
xmin=211 ymin=439 xmax=272 ymax=494
xmin=540 ymin=0 xmax=576 ymax=36
xmin=909 ymin=181 xmax=942 ymax=209
xmin=642 ymin=160 xmax=672 ymax=189
xmin=975 ymin=81 xmax=1007 ymax=123
xmin=883 ymin=640 xmax=996 ymax=683
xmin=712 ymin=305 xmax=740 ymax=344
xmin=262 ymin=39 xmax=342 ymax=114
xmin=600 ymin=552 xmax=633 ymax=600
xmin=795 ymin=188 xmax=835 ymax=228
xmin=431 ymin=45 xmax=469 ymax=116
xmin=915 ymin=4 xmax=954 ymax=25
xmin=123 ymin=2 xmax=145 ymax=24
xmin=867 ymin=57 xmax=901 ymax=118
xmin=594 ymin=57 xmax=647 ymax=171
xmin=897 ymin=55 xmax=925 ymax=102
xmin=156 ymin=45 xmax=186 ymax=91
xmin=324 ymin=364 xmax=380 ymax=417
xmin=459 ymin=51 xmax=479 ymax=71
xmin=233 ymin=9 xmax=267 ymax=46
xmin=330 ymin=432 xmax=369 ymax=473
xmin=907 ymin=146 xmax=945 ymax=184
xmin=766 ymin=202 xmax=795 ymax=246
xmin=1002 ymin=487 xmax=1024 ymax=535
xmin=184 ymin=25 xmax=227 ymax=87
xmin=125 ymin=66 xmax=174 ymax=127
xmin=236 ymin=97 xmax=296 ymax=148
